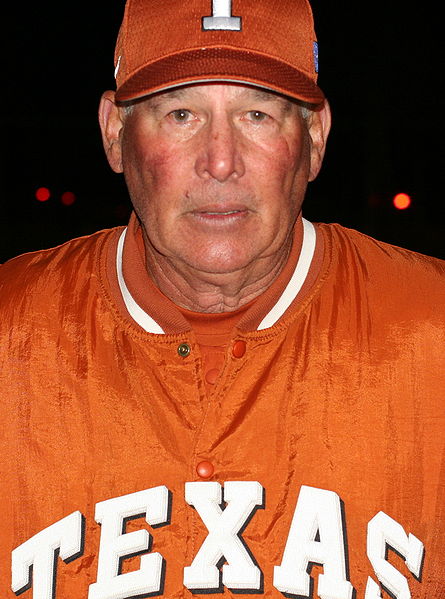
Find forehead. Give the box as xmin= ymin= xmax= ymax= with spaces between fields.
xmin=140 ymin=82 xmax=296 ymax=109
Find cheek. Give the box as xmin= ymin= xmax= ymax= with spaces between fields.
xmin=261 ymin=134 xmax=311 ymax=235
xmin=122 ymin=130 xmax=181 ymax=208
xmin=257 ymin=136 xmax=308 ymax=200
xmin=124 ymin=130 xmax=167 ymax=181
xmin=283 ymin=131 xmax=312 ymax=194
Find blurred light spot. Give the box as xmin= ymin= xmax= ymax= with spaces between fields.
xmin=393 ymin=192 xmax=412 ymax=210
xmin=61 ymin=191 xmax=76 ymax=206
xmin=35 ymin=187 xmax=51 ymax=202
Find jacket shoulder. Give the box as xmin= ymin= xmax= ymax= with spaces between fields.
xmin=315 ymin=223 xmax=445 ymax=324
xmin=0 ymin=227 xmax=122 ymax=309
xmin=319 ymin=222 xmax=445 ymax=278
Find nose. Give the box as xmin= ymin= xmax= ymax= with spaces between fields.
xmin=194 ymin=116 xmax=245 ymax=182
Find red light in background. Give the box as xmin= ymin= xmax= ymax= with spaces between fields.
xmin=61 ymin=191 xmax=76 ymax=206
xmin=35 ymin=187 xmax=51 ymax=202
xmin=393 ymin=192 xmax=412 ymax=210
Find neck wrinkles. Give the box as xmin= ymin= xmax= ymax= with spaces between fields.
xmin=142 ymin=224 xmax=300 ymax=314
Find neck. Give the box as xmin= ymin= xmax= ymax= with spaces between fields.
xmin=143 ymin=231 xmax=299 ymax=314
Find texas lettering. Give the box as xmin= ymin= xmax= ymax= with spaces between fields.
xmin=11 ymin=483 xmax=424 ymax=599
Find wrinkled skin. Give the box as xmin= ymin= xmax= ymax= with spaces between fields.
xmin=99 ymin=83 xmax=331 ymax=311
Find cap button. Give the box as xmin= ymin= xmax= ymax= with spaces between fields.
xmin=232 ymin=340 xmax=246 ymax=358
xmin=196 ymin=460 xmax=214 ymax=479
xmin=177 ymin=343 xmax=191 ymax=358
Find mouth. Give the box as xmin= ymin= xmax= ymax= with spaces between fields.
xmin=200 ymin=210 xmax=243 ymax=216
xmin=186 ymin=208 xmax=250 ymax=229
xmin=193 ymin=208 xmax=249 ymax=220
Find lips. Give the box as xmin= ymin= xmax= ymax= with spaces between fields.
xmin=200 ymin=210 xmax=242 ymax=215
xmin=193 ymin=207 xmax=248 ymax=218
xmin=186 ymin=207 xmax=250 ymax=228
xmin=191 ymin=201 xmax=250 ymax=214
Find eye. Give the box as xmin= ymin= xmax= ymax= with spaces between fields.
xmin=247 ymin=110 xmax=269 ymax=122
xmin=169 ymin=109 xmax=193 ymax=123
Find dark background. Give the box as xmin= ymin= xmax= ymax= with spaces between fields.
xmin=2 ymin=1 xmax=443 ymax=262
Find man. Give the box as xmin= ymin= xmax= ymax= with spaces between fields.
xmin=0 ymin=1 xmax=444 ymax=598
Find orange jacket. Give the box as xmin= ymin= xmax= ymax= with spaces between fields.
xmin=1 ymin=221 xmax=444 ymax=598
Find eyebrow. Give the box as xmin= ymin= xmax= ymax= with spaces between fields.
xmin=249 ymin=88 xmax=281 ymax=101
xmin=144 ymin=84 xmax=295 ymax=113
xmin=147 ymin=88 xmax=188 ymax=105
xmin=141 ymin=88 xmax=189 ymax=114
xmin=248 ymin=88 xmax=295 ymax=113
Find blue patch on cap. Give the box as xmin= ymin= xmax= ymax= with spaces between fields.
xmin=313 ymin=41 xmax=319 ymax=73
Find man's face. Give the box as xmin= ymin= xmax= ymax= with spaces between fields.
xmin=107 ymin=83 xmax=327 ymax=276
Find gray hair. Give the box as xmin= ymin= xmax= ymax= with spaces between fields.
xmin=122 ymin=98 xmax=313 ymax=120
xmin=122 ymin=103 xmax=135 ymax=116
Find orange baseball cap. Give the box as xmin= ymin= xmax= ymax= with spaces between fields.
xmin=114 ymin=0 xmax=324 ymax=105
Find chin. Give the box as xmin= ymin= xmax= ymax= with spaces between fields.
xmin=184 ymin=249 xmax=254 ymax=276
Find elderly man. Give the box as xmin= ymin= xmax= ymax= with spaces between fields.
xmin=1 ymin=1 xmax=444 ymax=598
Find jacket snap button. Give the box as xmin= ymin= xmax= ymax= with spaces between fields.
xmin=196 ymin=460 xmax=214 ymax=479
xmin=205 ymin=368 xmax=219 ymax=385
xmin=177 ymin=343 xmax=191 ymax=358
xmin=232 ymin=340 xmax=246 ymax=358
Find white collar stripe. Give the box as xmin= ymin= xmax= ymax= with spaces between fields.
xmin=256 ymin=219 xmax=316 ymax=330
xmin=116 ymin=219 xmax=316 ymax=335
xmin=116 ymin=229 xmax=165 ymax=334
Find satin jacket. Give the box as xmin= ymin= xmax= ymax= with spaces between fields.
xmin=1 ymin=220 xmax=444 ymax=598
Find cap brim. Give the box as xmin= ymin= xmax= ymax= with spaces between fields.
xmin=115 ymin=47 xmax=324 ymax=105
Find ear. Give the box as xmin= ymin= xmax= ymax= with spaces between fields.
xmin=307 ymin=99 xmax=331 ymax=182
xmin=98 ymin=90 xmax=125 ymax=173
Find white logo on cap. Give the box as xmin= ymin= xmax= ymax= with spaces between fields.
xmin=202 ymin=0 xmax=241 ymax=31
xmin=114 ymin=55 xmax=122 ymax=79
